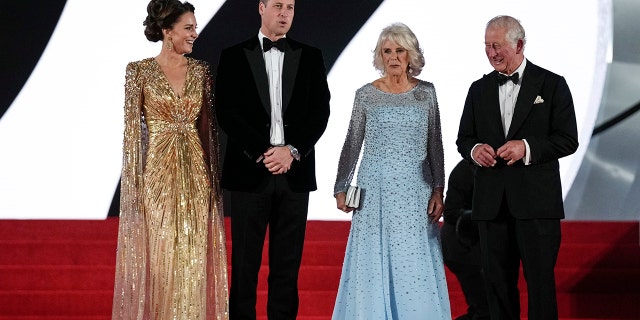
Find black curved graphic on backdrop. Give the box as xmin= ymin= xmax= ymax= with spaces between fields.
xmin=0 ymin=0 xmax=67 ymax=118
xmin=592 ymin=101 xmax=640 ymax=136
xmin=109 ymin=0 xmax=384 ymax=216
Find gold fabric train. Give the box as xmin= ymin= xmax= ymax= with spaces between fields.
xmin=112 ymin=57 xmax=228 ymax=320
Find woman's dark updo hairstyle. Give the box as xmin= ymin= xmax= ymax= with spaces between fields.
xmin=143 ymin=0 xmax=195 ymax=42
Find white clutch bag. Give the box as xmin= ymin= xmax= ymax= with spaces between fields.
xmin=345 ymin=185 xmax=361 ymax=208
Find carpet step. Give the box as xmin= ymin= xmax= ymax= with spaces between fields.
xmin=6 ymin=263 xmax=637 ymax=295
xmin=0 ymin=220 xmax=119 ymax=241
xmin=0 ymin=241 xmax=116 ymax=266
xmin=555 ymin=292 xmax=640 ymax=319
xmin=2 ymin=219 xmax=633 ymax=244
xmin=557 ymin=243 xmax=640 ymax=268
xmin=256 ymin=291 xmax=336 ymax=317
xmin=249 ymin=265 xmax=640 ymax=293
xmin=1 ymin=290 xmax=636 ymax=319
xmin=555 ymin=267 xmax=640 ymax=293
xmin=223 ymin=219 xmax=352 ymax=242
xmin=560 ymin=221 xmax=638 ymax=244
xmin=234 ymin=240 xmax=347 ymax=267
xmin=0 ymin=291 xmax=112 ymax=316
xmin=0 ymin=266 xmax=115 ymax=291
xmin=3 ymin=238 xmax=637 ymax=270
xmin=234 ymin=240 xmax=640 ymax=269
xmin=0 ymin=240 xmax=348 ymax=267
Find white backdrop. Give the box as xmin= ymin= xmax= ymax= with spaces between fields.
xmin=0 ymin=0 xmax=609 ymax=219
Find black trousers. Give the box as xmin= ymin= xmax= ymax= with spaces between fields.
xmin=477 ymin=201 xmax=561 ymax=320
xmin=442 ymin=222 xmax=490 ymax=320
xmin=228 ymin=175 xmax=310 ymax=320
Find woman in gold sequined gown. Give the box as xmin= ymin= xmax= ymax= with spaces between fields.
xmin=112 ymin=1 xmax=228 ymax=319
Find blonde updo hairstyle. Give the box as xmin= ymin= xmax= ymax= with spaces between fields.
xmin=372 ymin=23 xmax=425 ymax=76
xmin=143 ymin=0 xmax=195 ymax=42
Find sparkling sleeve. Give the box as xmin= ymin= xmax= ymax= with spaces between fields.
xmin=201 ymin=61 xmax=230 ymax=319
xmin=334 ymin=88 xmax=366 ymax=195
xmin=112 ymin=61 xmax=148 ymax=318
xmin=426 ymin=84 xmax=445 ymax=190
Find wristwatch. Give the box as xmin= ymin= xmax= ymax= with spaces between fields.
xmin=286 ymin=144 xmax=301 ymax=161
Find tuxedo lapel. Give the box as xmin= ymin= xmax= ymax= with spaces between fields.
xmin=244 ymin=39 xmax=271 ymax=114
xmin=282 ymin=41 xmax=300 ymax=112
xmin=507 ymin=62 xmax=543 ymax=139
xmin=482 ymin=72 xmax=506 ymax=138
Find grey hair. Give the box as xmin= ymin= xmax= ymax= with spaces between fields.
xmin=486 ymin=15 xmax=526 ymax=49
xmin=372 ymin=22 xmax=425 ymax=76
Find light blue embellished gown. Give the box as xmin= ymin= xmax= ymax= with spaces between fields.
xmin=333 ymin=81 xmax=451 ymax=320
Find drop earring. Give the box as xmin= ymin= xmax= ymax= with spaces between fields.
xmin=166 ymin=37 xmax=173 ymax=51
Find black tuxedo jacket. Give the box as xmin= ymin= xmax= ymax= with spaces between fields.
xmin=214 ymin=36 xmax=330 ymax=192
xmin=443 ymin=159 xmax=475 ymax=225
xmin=456 ymin=60 xmax=578 ymax=220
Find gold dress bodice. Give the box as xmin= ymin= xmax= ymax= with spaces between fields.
xmin=113 ymin=58 xmax=228 ymax=320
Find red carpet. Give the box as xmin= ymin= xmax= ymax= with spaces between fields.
xmin=0 ymin=218 xmax=638 ymax=319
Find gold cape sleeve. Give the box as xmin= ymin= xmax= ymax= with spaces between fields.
xmin=112 ymin=61 xmax=149 ymax=318
xmin=202 ymin=61 xmax=230 ymax=319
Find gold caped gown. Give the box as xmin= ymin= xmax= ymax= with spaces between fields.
xmin=112 ymin=57 xmax=228 ymax=320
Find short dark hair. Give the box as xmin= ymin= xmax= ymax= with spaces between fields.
xmin=143 ymin=0 xmax=195 ymax=42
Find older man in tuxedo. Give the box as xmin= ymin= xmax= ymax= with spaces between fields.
xmin=456 ymin=15 xmax=578 ymax=320
xmin=214 ymin=0 xmax=330 ymax=319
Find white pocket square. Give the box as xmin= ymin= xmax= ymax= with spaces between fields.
xmin=534 ymin=96 xmax=544 ymax=104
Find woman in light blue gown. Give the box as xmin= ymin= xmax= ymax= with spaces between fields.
xmin=332 ymin=23 xmax=451 ymax=320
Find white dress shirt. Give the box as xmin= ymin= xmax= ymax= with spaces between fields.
xmin=498 ymin=58 xmax=531 ymax=165
xmin=499 ymin=59 xmax=526 ymax=137
xmin=259 ymin=31 xmax=286 ymax=146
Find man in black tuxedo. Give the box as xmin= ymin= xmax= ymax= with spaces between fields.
xmin=214 ymin=0 xmax=330 ymax=319
xmin=456 ymin=15 xmax=578 ymax=320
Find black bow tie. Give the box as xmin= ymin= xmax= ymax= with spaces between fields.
xmin=497 ymin=72 xmax=519 ymax=85
xmin=263 ymin=37 xmax=287 ymax=52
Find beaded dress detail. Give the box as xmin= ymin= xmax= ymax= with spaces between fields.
xmin=112 ymin=57 xmax=228 ymax=320
xmin=333 ymin=81 xmax=450 ymax=319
